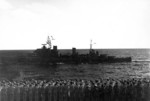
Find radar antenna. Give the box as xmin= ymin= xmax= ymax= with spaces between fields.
xmin=51 ymin=36 xmax=55 ymax=40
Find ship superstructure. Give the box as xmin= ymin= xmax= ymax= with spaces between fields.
xmin=0 ymin=36 xmax=132 ymax=65
xmin=31 ymin=36 xmax=132 ymax=65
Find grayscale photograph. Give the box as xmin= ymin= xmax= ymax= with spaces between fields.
xmin=0 ymin=0 xmax=150 ymax=101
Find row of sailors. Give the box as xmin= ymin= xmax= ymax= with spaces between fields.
xmin=0 ymin=78 xmax=150 ymax=101
xmin=0 ymin=78 xmax=149 ymax=88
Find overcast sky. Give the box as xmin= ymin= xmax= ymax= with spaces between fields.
xmin=0 ymin=0 xmax=150 ymax=49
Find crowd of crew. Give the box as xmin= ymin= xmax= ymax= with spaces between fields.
xmin=0 ymin=78 xmax=150 ymax=101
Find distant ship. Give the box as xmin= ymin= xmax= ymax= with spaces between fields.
xmin=0 ymin=36 xmax=132 ymax=65
xmin=27 ymin=36 xmax=132 ymax=65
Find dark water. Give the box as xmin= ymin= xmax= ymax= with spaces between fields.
xmin=0 ymin=49 xmax=150 ymax=80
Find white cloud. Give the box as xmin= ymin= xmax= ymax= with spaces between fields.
xmin=0 ymin=0 xmax=12 ymax=10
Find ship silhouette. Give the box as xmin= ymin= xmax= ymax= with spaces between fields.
xmin=27 ymin=36 xmax=132 ymax=65
xmin=1 ymin=36 xmax=132 ymax=65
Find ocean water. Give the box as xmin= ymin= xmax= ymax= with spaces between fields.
xmin=0 ymin=49 xmax=150 ymax=80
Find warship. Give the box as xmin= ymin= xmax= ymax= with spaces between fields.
xmin=1 ymin=36 xmax=132 ymax=65
xmin=26 ymin=36 xmax=132 ymax=65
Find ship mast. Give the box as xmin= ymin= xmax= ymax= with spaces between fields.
xmin=90 ymin=39 xmax=96 ymax=50
xmin=47 ymin=36 xmax=52 ymax=49
xmin=90 ymin=40 xmax=92 ymax=50
xmin=46 ymin=36 xmax=55 ymax=49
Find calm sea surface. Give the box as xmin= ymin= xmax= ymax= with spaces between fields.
xmin=0 ymin=49 xmax=150 ymax=80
